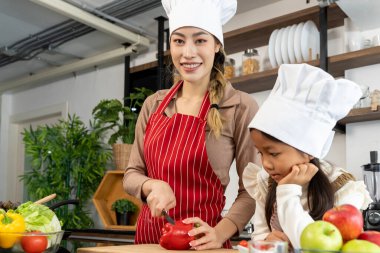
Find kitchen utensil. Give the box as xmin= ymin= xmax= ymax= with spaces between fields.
xmin=362 ymin=151 xmax=380 ymax=231
xmin=34 ymin=193 xmax=57 ymax=205
xmin=274 ymin=28 xmax=284 ymax=66
xmin=280 ymin=26 xmax=290 ymax=64
xmin=268 ymin=29 xmax=279 ymax=68
xmin=287 ymin=24 xmax=297 ymax=63
xmin=301 ymin=20 xmax=320 ymax=61
xmin=293 ymin=22 xmax=304 ymax=63
xmin=161 ymin=209 xmax=175 ymax=225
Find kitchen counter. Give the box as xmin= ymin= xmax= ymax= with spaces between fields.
xmin=64 ymin=228 xmax=251 ymax=245
xmin=77 ymin=244 xmax=238 ymax=253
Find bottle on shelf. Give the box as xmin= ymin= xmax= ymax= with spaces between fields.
xmin=224 ymin=57 xmax=236 ymax=79
xmin=242 ymin=48 xmax=260 ymax=75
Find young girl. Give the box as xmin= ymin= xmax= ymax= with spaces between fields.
xmin=243 ymin=64 xmax=372 ymax=249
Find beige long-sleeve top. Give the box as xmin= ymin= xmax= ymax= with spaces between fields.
xmin=123 ymin=83 xmax=259 ymax=233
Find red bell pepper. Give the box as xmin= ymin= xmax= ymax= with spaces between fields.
xmin=159 ymin=220 xmax=195 ymax=250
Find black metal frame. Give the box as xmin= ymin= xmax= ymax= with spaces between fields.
xmin=319 ymin=5 xmax=328 ymax=71
xmin=155 ymin=16 xmax=168 ymax=90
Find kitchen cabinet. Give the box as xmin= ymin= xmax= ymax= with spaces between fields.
xmin=130 ymin=3 xmax=380 ymax=131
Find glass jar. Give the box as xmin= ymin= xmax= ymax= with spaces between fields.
xmin=224 ymin=57 xmax=235 ymax=79
xmin=242 ymin=48 xmax=260 ymax=75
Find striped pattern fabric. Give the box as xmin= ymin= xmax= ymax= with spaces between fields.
xmin=135 ymin=81 xmax=230 ymax=248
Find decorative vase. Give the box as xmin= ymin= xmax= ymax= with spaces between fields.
xmin=112 ymin=143 xmax=132 ymax=170
xmin=115 ymin=211 xmax=132 ymax=225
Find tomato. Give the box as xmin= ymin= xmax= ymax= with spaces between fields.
xmin=21 ymin=232 xmax=48 ymax=253
xmin=239 ymin=240 xmax=249 ymax=248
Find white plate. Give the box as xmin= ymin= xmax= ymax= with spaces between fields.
xmin=274 ymin=28 xmax=284 ymax=66
xmin=268 ymin=29 xmax=279 ymax=68
xmin=301 ymin=20 xmax=320 ymax=61
xmin=293 ymin=22 xmax=304 ymax=63
xmin=281 ymin=26 xmax=291 ymax=64
xmin=287 ymin=24 xmax=297 ymax=63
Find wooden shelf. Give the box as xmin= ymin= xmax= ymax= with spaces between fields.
xmin=130 ymin=4 xmax=380 ymax=127
xmin=338 ymin=106 xmax=380 ymax=125
xmin=230 ymin=59 xmax=319 ymax=93
xmin=329 ymin=46 xmax=380 ymax=77
xmin=231 ymin=46 xmax=380 ymax=93
xmin=93 ymin=171 xmax=143 ymax=230
xmin=224 ymin=4 xmax=346 ymax=55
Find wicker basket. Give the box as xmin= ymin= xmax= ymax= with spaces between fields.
xmin=112 ymin=143 xmax=132 ymax=170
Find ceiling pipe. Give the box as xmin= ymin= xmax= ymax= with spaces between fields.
xmin=30 ymin=0 xmax=150 ymax=47
xmin=64 ymin=0 xmax=157 ymax=41
xmin=0 ymin=45 xmax=138 ymax=93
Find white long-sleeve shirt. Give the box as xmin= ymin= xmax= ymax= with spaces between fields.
xmin=243 ymin=160 xmax=373 ymax=249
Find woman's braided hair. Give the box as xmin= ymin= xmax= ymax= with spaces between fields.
xmin=207 ymin=47 xmax=227 ymax=138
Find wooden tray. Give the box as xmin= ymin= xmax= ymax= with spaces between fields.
xmin=93 ymin=171 xmax=142 ymax=230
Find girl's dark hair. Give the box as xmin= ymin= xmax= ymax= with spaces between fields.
xmin=261 ymin=131 xmax=335 ymax=229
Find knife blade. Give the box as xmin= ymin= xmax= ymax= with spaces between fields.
xmin=161 ymin=209 xmax=175 ymax=225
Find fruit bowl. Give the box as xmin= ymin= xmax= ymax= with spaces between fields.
xmin=0 ymin=230 xmax=64 ymax=253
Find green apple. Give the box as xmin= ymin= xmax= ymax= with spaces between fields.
xmin=300 ymin=221 xmax=343 ymax=252
xmin=342 ymin=239 xmax=380 ymax=253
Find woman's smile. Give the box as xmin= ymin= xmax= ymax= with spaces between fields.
xmin=180 ymin=62 xmax=202 ymax=72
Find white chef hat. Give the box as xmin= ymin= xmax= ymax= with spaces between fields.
xmin=248 ymin=64 xmax=362 ymax=159
xmin=161 ymin=0 xmax=237 ymax=46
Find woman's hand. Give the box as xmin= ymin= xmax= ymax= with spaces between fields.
xmin=142 ymin=179 xmax=176 ymax=217
xmin=182 ymin=217 xmax=224 ymax=250
xmin=278 ymin=163 xmax=318 ymax=186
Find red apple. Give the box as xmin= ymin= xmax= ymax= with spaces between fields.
xmin=322 ymin=204 xmax=363 ymax=241
xmin=358 ymin=230 xmax=380 ymax=247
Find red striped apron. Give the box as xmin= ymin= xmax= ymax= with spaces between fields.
xmin=135 ymin=81 xmax=231 ymax=248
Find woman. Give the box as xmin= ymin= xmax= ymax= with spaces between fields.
xmin=123 ymin=0 xmax=259 ymax=249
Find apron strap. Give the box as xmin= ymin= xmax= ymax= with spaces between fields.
xmin=198 ymin=91 xmax=211 ymax=121
xmin=156 ymin=80 xmax=183 ymax=115
xmin=156 ymin=80 xmax=211 ymax=121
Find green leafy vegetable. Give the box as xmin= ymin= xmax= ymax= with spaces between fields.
xmin=16 ymin=202 xmax=61 ymax=233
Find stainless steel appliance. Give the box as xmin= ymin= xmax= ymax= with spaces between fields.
xmin=362 ymin=151 xmax=380 ymax=231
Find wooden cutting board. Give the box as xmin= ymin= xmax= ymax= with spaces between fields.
xmin=77 ymin=244 xmax=238 ymax=253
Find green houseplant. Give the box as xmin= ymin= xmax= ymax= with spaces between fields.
xmin=91 ymin=87 xmax=153 ymax=170
xmin=111 ymin=198 xmax=138 ymax=225
xmin=21 ymin=114 xmax=112 ymax=230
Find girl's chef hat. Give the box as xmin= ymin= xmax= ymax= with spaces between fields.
xmin=161 ymin=0 xmax=237 ymax=45
xmin=248 ymin=64 xmax=362 ymax=159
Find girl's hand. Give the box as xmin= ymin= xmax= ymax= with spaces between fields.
xmin=278 ymin=163 xmax=318 ymax=186
xmin=265 ymin=230 xmax=289 ymax=242
xmin=144 ymin=179 xmax=176 ymax=217
xmin=182 ymin=217 xmax=224 ymax=250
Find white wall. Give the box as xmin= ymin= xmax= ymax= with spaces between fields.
xmin=1 ymin=0 xmax=380 ymax=224
xmin=0 ymin=62 xmax=125 ymax=201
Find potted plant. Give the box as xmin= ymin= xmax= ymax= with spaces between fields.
xmin=111 ymin=198 xmax=138 ymax=225
xmin=21 ymin=114 xmax=112 ymax=230
xmin=91 ymin=87 xmax=153 ymax=170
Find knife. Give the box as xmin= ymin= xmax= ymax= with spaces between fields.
xmin=161 ymin=209 xmax=175 ymax=225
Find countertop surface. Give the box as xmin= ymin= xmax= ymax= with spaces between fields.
xmin=77 ymin=244 xmax=238 ymax=253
